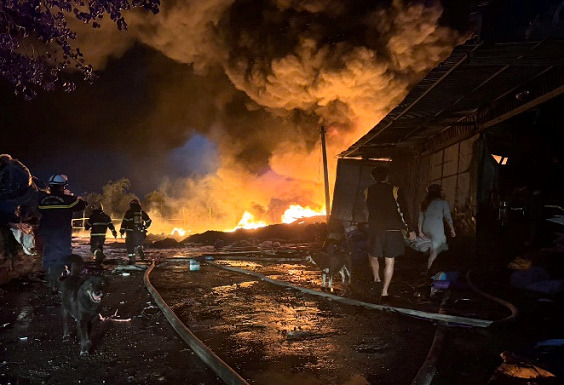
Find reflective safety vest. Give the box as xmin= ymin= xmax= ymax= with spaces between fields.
xmin=120 ymin=209 xmax=151 ymax=233
xmin=85 ymin=210 xmax=116 ymax=237
xmin=38 ymin=192 xmax=87 ymax=231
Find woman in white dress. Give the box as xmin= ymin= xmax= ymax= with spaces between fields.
xmin=418 ymin=184 xmax=456 ymax=271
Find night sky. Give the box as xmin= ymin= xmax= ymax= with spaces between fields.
xmin=2 ymin=46 xmax=224 ymax=195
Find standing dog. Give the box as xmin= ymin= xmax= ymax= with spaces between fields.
xmin=305 ymin=250 xmax=352 ymax=291
xmin=60 ymin=254 xmax=108 ymax=356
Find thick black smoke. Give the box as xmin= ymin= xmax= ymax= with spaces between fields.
xmin=3 ymin=0 xmax=473 ymax=230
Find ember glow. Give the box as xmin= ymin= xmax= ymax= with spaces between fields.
xmin=281 ymin=205 xmax=325 ymax=224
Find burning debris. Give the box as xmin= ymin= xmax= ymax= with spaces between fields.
xmin=148 ymin=216 xmax=327 ymax=250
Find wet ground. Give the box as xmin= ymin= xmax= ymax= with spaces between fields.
xmin=0 ymin=240 xmax=223 ymax=385
xmin=150 ymin=260 xmax=436 ymax=385
xmin=1 ymin=238 xmax=563 ymax=384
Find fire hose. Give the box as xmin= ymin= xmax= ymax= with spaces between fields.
xmin=144 ymin=258 xmax=504 ymax=385
xmin=144 ymin=261 xmax=251 ymax=385
xmin=205 ymin=261 xmax=493 ymax=327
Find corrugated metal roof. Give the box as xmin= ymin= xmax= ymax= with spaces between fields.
xmin=341 ymin=38 xmax=564 ymax=158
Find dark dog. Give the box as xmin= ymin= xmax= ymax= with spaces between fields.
xmin=60 ymin=254 xmax=108 ymax=356
xmin=305 ymin=250 xmax=352 ymax=291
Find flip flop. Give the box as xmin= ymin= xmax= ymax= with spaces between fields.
xmin=379 ymin=294 xmax=399 ymax=305
xmin=371 ymin=281 xmax=383 ymax=296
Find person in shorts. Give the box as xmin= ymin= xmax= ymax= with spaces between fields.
xmin=364 ymin=166 xmax=415 ymax=300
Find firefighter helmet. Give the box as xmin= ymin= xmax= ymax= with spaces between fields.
xmin=129 ymin=199 xmax=141 ymax=209
xmin=48 ymin=174 xmax=69 ymax=186
xmin=91 ymin=203 xmax=103 ymax=212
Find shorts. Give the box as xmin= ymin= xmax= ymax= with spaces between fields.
xmin=367 ymin=225 xmax=405 ymax=258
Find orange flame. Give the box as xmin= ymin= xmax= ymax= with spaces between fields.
xmin=281 ymin=205 xmax=325 ymax=224
xmin=232 ymin=211 xmax=268 ymax=231
xmin=171 ymin=227 xmax=187 ymax=237
xmin=228 ymin=204 xmax=325 ymax=231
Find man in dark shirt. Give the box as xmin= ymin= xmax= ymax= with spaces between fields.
xmin=37 ymin=174 xmax=87 ymax=292
xmin=85 ymin=203 xmax=117 ymax=264
xmin=119 ymin=199 xmax=151 ymax=264
xmin=364 ymin=166 xmax=415 ymax=300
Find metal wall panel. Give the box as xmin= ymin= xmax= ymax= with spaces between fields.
xmin=417 ymin=134 xmax=479 ymax=236
xmin=443 ymin=144 xmax=459 ymax=177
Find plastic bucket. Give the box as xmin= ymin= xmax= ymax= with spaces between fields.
xmin=189 ymin=259 xmax=200 ymax=271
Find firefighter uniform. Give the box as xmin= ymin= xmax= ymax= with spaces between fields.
xmin=85 ymin=208 xmax=117 ymax=263
xmin=119 ymin=201 xmax=151 ymax=264
xmin=37 ymin=183 xmax=86 ymax=290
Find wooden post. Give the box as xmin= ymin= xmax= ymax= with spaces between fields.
xmin=320 ymin=125 xmax=331 ymax=223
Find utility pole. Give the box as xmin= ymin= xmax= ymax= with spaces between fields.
xmin=320 ymin=125 xmax=331 ymax=223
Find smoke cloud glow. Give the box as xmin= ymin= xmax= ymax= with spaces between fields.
xmin=36 ymin=0 xmax=468 ymax=233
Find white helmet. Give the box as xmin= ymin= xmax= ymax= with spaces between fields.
xmin=48 ymin=174 xmax=69 ymax=186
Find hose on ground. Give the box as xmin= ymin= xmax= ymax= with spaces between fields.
xmin=466 ymin=270 xmax=519 ymax=324
xmin=144 ymin=261 xmax=251 ymax=385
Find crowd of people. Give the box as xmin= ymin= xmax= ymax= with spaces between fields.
xmin=2 ymin=154 xmax=455 ymax=301
xmin=0 ymin=154 xmax=152 ymax=293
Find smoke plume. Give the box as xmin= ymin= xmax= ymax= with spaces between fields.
xmin=60 ymin=0 xmax=466 ymax=232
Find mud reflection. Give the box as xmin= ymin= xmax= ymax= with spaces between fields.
xmin=152 ymin=260 xmax=435 ymax=385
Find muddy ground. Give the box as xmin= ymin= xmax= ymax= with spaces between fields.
xmin=150 ymin=260 xmax=437 ymax=385
xmin=1 ymin=238 xmax=563 ymax=385
xmin=0 ymin=241 xmax=223 ymax=385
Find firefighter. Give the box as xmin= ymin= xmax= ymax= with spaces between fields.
xmin=85 ymin=203 xmax=117 ymax=264
xmin=37 ymin=174 xmax=87 ymax=293
xmin=119 ymin=199 xmax=151 ymax=264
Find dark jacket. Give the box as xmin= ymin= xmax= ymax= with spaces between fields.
xmin=38 ymin=191 xmax=87 ymax=233
xmin=85 ymin=210 xmax=116 ymax=237
xmin=364 ymin=182 xmax=413 ymax=232
xmin=119 ymin=209 xmax=151 ymax=234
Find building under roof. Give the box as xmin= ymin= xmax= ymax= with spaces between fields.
xmin=330 ymin=0 xmax=564 ymax=265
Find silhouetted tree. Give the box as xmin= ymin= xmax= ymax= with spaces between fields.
xmin=1 ymin=0 xmax=159 ymax=99
xmin=100 ymin=178 xmax=137 ymax=217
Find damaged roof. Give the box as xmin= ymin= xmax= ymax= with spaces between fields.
xmin=341 ymin=36 xmax=564 ymax=159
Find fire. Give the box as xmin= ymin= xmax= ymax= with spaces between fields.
xmin=171 ymin=228 xmax=187 ymax=237
xmin=234 ymin=211 xmax=267 ymax=230
xmin=230 ymin=205 xmax=325 ymax=231
xmin=281 ymin=205 xmax=325 ymax=224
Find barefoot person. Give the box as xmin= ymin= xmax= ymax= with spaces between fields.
xmin=418 ymin=184 xmax=456 ymax=273
xmin=364 ymin=166 xmax=415 ymax=300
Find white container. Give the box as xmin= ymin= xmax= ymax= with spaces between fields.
xmin=189 ymin=259 xmax=200 ymax=271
